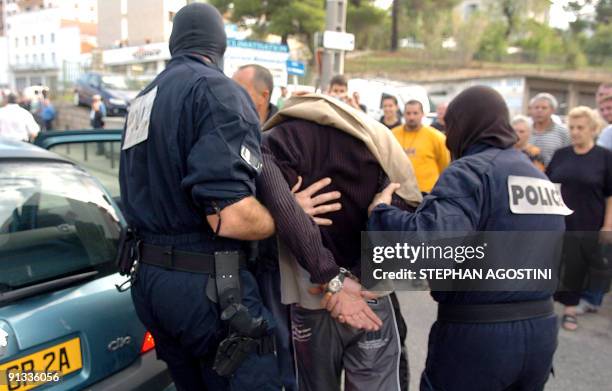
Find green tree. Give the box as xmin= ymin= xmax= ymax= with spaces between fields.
xmin=399 ymin=0 xmax=458 ymax=53
xmin=210 ymin=0 xmax=324 ymax=54
xmin=347 ymin=1 xmax=389 ymax=50
xmin=476 ymin=21 xmax=508 ymax=61
xmin=493 ymin=0 xmax=552 ymax=38
xmin=585 ymin=24 xmax=612 ymax=65
xmin=515 ymin=20 xmax=565 ymax=63
xmin=595 ymin=0 xmax=612 ymax=24
xmin=452 ymin=12 xmax=489 ymax=65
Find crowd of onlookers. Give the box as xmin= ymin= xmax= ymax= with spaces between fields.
xmin=382 ymin=81 xmax=612 ymax=332
xmin=0 ymin=89 xmax=55 ymax=142
xmin=1 ymin=77 xmax=610 ymax=333
xmin=0 ymin=89 xmax=108 ymax=143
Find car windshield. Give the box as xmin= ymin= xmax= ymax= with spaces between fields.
xmin=101 ymin=75 xmax=129 ymax=90
xmin=0 ymin=162 xmax=121 ymax=293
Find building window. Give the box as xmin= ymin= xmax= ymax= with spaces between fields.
xmin=33 ymin=54 xmax=37 ymax=63
xmin=15 ymin=55 xmax=19 ymax=64
xmin=40 ymin=34 xmax=44 ymax=44
xmin=50 ymin=33 xmax=55 ymax=43
xmin=51 ymin=52 xmax=56 ymax=63
xmin=169 ymin=11 xmax=175 ymax=22
xmin=32 ymin=35 xmax=36 ymax=45
xmin=41 ymin=53 xmax=45 ymax=63
xmin=25 ymin=36 xmax=28 ymax=46
xmin=25 ymin=54 xmax=29 ymax=63
xmin=14 ymin=37 xmax=18 ymax=47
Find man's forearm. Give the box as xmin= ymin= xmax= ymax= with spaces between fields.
xmin=207 ymin=196 xmax=275 ymax=240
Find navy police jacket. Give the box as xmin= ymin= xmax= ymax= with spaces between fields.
xmin=369 ymin=144 xmax=566 ymax=304
xmin=119 ymin=54 xmax=262 ymax=253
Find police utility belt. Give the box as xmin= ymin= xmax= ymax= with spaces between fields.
xmin=437 ymin=299 xmax=554 ymax=323
xmin=138 ymin=243 xmax=247 ymax=273
xmin=115 ymin=230 xmax=275 ymax=377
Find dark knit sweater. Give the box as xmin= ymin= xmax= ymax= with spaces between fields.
xmin=257 ymin=119 xmax=387 ymax=283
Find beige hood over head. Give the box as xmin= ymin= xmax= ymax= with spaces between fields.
xmin=263 ymin=93 xmax=422 ymax=206
xmin=263 ymin=93 xmax=422 ymax=308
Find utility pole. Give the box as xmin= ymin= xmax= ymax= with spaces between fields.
xmin=320 ymin=0 xmax=347 ymax=92
xmin=391 ymin=0 xmax=399 ymax=51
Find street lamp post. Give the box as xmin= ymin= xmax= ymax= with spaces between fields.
xmin=320 ymin=0 xmax=347 ymax=92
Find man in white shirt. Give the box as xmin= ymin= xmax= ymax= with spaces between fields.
xmin=0 ymin=93 xmax=40 ymax=142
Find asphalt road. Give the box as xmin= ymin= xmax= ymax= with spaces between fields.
xmin=397 ymin=291 xmax=612 ymax=391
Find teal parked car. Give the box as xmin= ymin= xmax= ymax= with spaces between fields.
xmin=0 ymin=132 xmax=172 ymax=391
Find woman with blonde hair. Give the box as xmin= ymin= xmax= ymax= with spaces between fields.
xmin=546 ymin=106 xmax=612 ymax=331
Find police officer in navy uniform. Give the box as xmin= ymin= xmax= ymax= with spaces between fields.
xmin=368 ymin=86 xmax=565 ymax=391
xmin=119 ymin=4 xmax=281 ymax=390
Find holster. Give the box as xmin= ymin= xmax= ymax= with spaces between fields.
xmin=211 ymin=251 xmax=274 ymax=376
xmin=115 ymin=227 xmax=139 ymax=276
xmin=213 ymin=334 xmax=275 ymax=377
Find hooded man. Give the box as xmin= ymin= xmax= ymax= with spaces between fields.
xmin=256 ymin=93 xmax=423 ymax=391
xmin=369 ymin=86 xmax=567 ymax=391
xmin=120 ymin=4 xmax=281 ymax=390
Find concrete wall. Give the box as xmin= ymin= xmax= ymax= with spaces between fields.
xmin=525 ymin=78 xmax=598 ymax=115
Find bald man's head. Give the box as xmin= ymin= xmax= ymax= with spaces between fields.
xmin=233 ymin=64 xmax=274 ymax=123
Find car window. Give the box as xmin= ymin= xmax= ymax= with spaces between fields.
xmin=47 ymin=141 xmax=121 ymax=198
xmin=0 ymin=162 xmax=121 ymax=293
xmin=102 ymin=75 xmax=129 ymax=90
xmin=89 ymin=74 xmax=100 ymax=87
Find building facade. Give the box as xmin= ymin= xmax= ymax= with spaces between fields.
xmin=422 ymin=73 xmax=602 ymax=118
xmin=101 ymin=38 xmax=290 ymax=88
xmin=5 ymin=0 xmax=97 ymax=91
xmin=97 ymin=0 xmax=189 ymax=49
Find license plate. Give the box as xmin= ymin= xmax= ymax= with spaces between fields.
xmin=0 ymin=337 xmax=82 ymax=391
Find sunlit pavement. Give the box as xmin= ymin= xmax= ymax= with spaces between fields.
xmin=397 ymin=291 xmax=612 ymax=390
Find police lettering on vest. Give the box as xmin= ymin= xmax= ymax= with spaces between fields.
xmin=507 ymin=175 xmax=573 ymax=215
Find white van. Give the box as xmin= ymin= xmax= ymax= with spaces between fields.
xmin=348 ymin=78 xmax=434 ymax=124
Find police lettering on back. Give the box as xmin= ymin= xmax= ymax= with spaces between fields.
xmin=507 ymin=176 xmax=573 ymax=215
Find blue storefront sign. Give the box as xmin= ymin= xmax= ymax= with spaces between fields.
xmin=286 ymin=60 xmax=306 ymax=76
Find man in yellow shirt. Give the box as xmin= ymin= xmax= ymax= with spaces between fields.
xmin=392 ymin=100 xmax=450 ymax=192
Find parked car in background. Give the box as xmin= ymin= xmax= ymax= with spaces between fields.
xmin=74 ymin=73 xmax=140 ymax=117
xmin=0 ymin=134 xmax=172 ymax=390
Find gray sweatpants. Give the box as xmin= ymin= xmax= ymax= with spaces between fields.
xmin=291 ymin=296 xmax=401 ymax=391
